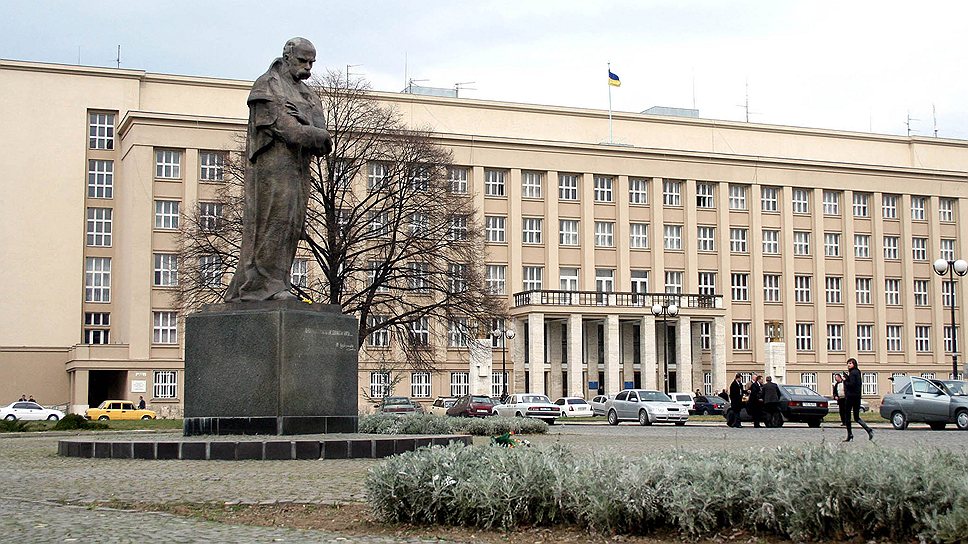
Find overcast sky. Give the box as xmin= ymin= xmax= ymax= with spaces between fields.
xmin=4 ymin=1 xmax=968 ymax=139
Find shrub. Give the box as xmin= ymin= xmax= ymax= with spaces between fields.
xmin=52 ymin=413 xmax=108 ymax=431
xmin=365 ymin=443 xmax=968 ymax=543
xmin=0 ymin=419 xmax=31 ymax=432
xmin=358 ymin=413 xmax=548 ymax=436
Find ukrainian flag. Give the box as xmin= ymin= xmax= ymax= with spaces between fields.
xmin=608 ymin=70 xmax=621 ymax=87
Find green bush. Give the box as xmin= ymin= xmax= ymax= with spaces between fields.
xmin=0 ymin=418 xmax=31 ymax=432
xmin=365 ymin=443 xmax=968 ymax=543
xmin=358 ymin=413 xmax=548 ymax=436
xmin=52 ymin=413 xmax=108 ymax=431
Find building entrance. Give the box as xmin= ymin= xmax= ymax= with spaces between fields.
xmin=88 ymin=370 xmax=126 ymax=407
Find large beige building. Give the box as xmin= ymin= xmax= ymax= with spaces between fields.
xmin=2 ymin=59 xmax=967 ymax=415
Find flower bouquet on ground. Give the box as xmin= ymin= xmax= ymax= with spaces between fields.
xmin=491 ymin=431 xmax=530 ymax=448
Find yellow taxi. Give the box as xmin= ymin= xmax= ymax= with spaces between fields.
xmin=85 ymin=400 xmax=157 ymax=420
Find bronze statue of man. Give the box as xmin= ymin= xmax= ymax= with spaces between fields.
xmin=225 ymin=37 xmax=332 ymax=302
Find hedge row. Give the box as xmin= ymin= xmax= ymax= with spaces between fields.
xmin=358 ymin=413 xmax=548 ymax=436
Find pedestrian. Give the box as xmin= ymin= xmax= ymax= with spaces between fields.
xmin=761 ymin=375 xmax=781 ymax=426
xmin=832 ymin=372 xmax=848 ymax=427
xmin=694 ymin=388 xmax=702 ymax=398
xmin=718 ymin=388 xmax=729 ymax=401
xmin=728 ymin=373 xmax=745 ymax=427
xmin=138 ymin=396 xmax=146 ymax=410
xmin=19 ymin=394 xmax=26 ymax=402
xmin=748 ymin=374 xmax=763 ymax=428
xmin=843 ymin=358 xmax=874 ymax=441
xmin=27 ymin=395 xmax=35 ymax=403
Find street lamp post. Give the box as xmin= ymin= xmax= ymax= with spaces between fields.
xmin=934 ymin=258 xmax=968 ymax=379
xmin=651 ymin=297 xmax=679 ymax=394
xmin=492 ymin=327 xmax=516 ymax=402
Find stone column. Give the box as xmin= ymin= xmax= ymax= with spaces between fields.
xmin=765 ymin=342 xmax=787 ymax=383
xmin=586 ymin=321 xmax=600 ymax=391
xmin=640 ymin=315 xmax=658 ymax=389
xmin=528 ymin=313 xmax=546 ymax=394
xmin=603 ymin=314 xmax=620 ymax=394
xmin=677 ymin=315 xmax=693 ymax=393
xmin=468 ymin=338 xmax=493 ymax=396
xmin=621 ymin=322 xmax=635 ymax=388
xmin=511 ymin=318 xmax=526 ymax=394
xmin=711 ymin=316 xmax=727 ymax=394
xmin=691 ymin=321 xmax=704 ymax=393
xmin=567 ymin=314 xmax=584 ymax=397
xmin=548 ymin=322 xmax=563 ymax=399
xmin=70 ymin=369 xmax=90 ymax=415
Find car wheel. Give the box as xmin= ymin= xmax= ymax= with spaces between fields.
xmin=956 ymin=410 xmax=968 ymax=431
xmin=807 ymin=418 xmax=822 ymax=428
xmin=98 ymin=415 xmax=109 ymax=421
xmin=607 ymin=410 xmax=619 ymax=426
xmin=929 ymin=422 xmax=946 ymax=431
xmin=891 ymin=411 xmax=908 ymax=430
xmin=547 ymin=419 xmax=556 ymax=426
xmin=47 ymin=414 xmax=59 ymax=421
xmin=702 ymin=408 xmax=710 ymax=416
xmin=4 ymin=414 xmax=16 ymax=421
xmin=141 ymin=415 xmax=152 ymax=420
xmin=638 ymin=410 xmax=651 ymax=426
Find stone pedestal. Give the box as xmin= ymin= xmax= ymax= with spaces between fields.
xmin=183 ymin=300 xmax=358 ymax=436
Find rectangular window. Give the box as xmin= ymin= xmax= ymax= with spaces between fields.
xmin=628 ymin=177 xmax=649 ymax=205
xmin=698 ymin=271 xmax=717 ymax=297
xmin=89 ymin=112 xmax=115 ymax=149
xmin=411 ymin=372 xmax=431 ymax=398
xmin=913 ymin=279 xmax=929 ymax=306
xmin=794 ymin=275 xmax=812 ymax=303
xmin=449 ymin=215 xmax=468 ymax=241
xmin=366 ymin=162 xmax=387 ymax=190
xmin=594 ymin=221 xmax=614 ymax=247
xmin=696 ymin=182 xmax=715 ymax=208
xmin=793 ymin=231 xmax=810 ymax=256
xmin=825 ymin=276 xmax=842 ymax=304
xmin=409 ymin=316 xmax=430 ymax=347
xmin=449 ymin=167 xmax=468 ymax=194
xmin=593 ymin=175 xmax=613 ymax=202
xmin=629 ymin=223 xmax=649 ymax=249
xmin=911 ymin=196 xmax=926 ymax=221
xmin=856 ymin=277 xmax=872 ymax=305
xmin=85 ymin=257 xmax=111 ymax=302
xmin=662 ymin=179 xmax=681 ymax=206
xmin=912 ymin=237 xmax=927 ymax=261
xmin=153 ymin=370 xmax=177 ymax=399
xmin=862 ymin=372 xmax=878 ymax=396
xmin=761 ymin=186 xmax=779 ymax=212
xmin=885 ymin=278 xmax=901 ymax=306
xmin=664 ymin=271 xmax=683 ymax=294
xmin=153 ymin=254 xmax=178 ymax=287
xmin=885 ymin=324 xmax=903 ymax=351
xmin=86 ymin=207 xmax=112 ymax=246
xmin=522 ymin=217 xmax=543 ymax=244
xmin=699 ymin=322 xmax=711 ymax=351
xmin=939 ymin=198 xmax=955 ymax=222
xmin=945 ymin=325 xmax=959 ymax=353
xmin=853 ymin=192 xmax=870 ymax=217
xmin=83 ymin=312 xmax=110 ymax=345
xmin=664 ymin=224 xmax=682 ymax=250
xmin=854 ymin=234 xmax=870 ymax=258
xmin=792 ymin=188 xmax=810 ymax=213
xmin=199 ymin=202 xmax=222 ymax=232
xmin=409 ymin=262 xmax=428 ymax=292
xmin=827 ymin=324 xmax=844 ymax=351
xmin=941 ymin=239 xmax=955 ymax=261
xmin=732 ymin=321 xmax=750 ymax=350
xmin=763 ymin=274 xmax=781 ymax=302
xmin=87 ymin=159 xmax=114 ymax=199
xmin=559 ymin=219 xmax=579 ymax=246
xmin=486 ymin=265 xmax=507 ymax=295
xmin=522 ymin=266 xmax=543 ymax=291
xmin=485 ymin=215 xmax=506 ymax=243
xmin=798 ymin=372 xmax=818 ymax=391
xmin=762 ymin=229 xmax=779 ymax=254
xmin=154 ymin=200 xmax=180 ymax=230
xmin=883 ymin=236 xmax=899 ymax=260
xmin=450 ymin=372 xmax=469 ymax=397
xmin=882 ymin=194 xmax=898 ymax=219
xmin=728 ymin=184 xmax=748 ymax=210
xmin=522 ymin=171 xmax=543 ymax=198
xmin=290 ymin=259 xmax=308 ymax=288
xmin=484 ymin=169 xmax=506 ymax=197
xmin=729 ymin=227 xmax=748 ymax=253
xmin=152 ymin=311 xmax=177 ymax=344
xmin=367 ymin=261 xmax=387 ymax=293
xmin=560 ymin=267 xmax=580 ymax=291
xmin=449 ymin=318 xmax=469 ymax=348
xmin=795 ymin=322 xmax=813 ymax=351
xmin=630 ymin=270 xmax=648 ymax=294
xmin=943 ymin=281 xmax=956 ymax=308
xmin=697 ymin=226 xmax=715 ymax=252
xmin=491 ymin=372 xmax=507 ymax=398
xmin=410 ymin=212 xmax=429 ymax=235
xmin=822 ymin=190 xmax=840 ymax=215
xmin=367 ymin=315 xmax=390 ymax=347
xmin=730 ymin=273 xmax=749 ymax=302
xmin=448 ymin=264 xmax=467 ymax=294
xmin=857 ymin=324 xmax=873 ymax=352
xmin=370 ymin=372 xmax=390 ymax=398
xmin=824 ymin=232 xmax=841 ymax=257
xmin=199 ymin=254 xmax=223 ymax=288
xmin=558 ymin=173 xmax=579 ymax=200
xmin=199 ymin=151 xmax=225 ymax=182
xmin=155 ymin=149 xmax=181 ymax=179
xmin=915 ymin=325 xmax=931 ymax=352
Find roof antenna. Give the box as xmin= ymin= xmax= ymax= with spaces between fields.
xmin=116 ymin=45 xmax=121 ymax=68
xmin=906 ymin=111 xmax=919 ymax=137
xmin=454 ymin=81 xmax=476 ymax=98
xmin=932 ymin=104 xmax=938 ymax=137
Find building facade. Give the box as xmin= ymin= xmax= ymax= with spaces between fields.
xmin=2 ymin=59 xmax=967 ymax=414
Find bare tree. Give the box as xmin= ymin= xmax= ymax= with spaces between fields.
xmin=177 ymin=70 xmax=506 ymax=371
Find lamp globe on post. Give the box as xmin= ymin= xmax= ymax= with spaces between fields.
xmin=934 ymin=258 xmax=968 ymax=380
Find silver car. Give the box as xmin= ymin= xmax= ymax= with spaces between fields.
xmin=879 ymin=377 xmax=968 ymax=430
xmin=604 ymin=389 xmax=688 ymax=426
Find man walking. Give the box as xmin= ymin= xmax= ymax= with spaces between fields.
xmin=728 ymin=373 xmax=745 ymax=428
xmin=832 ymin=372 xmax=848 ymax=427
xmin=844 ymin=358 xmax=874 ymax=441
xmin=748 ymin=374 xmax=763 ymax=428
xmin=761 ymin=375 xmax=781 ymax=426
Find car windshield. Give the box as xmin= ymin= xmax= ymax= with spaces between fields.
xmin=383 ymin=398 xmax=410 ymax=405
xmin=444 ymin=400 xmax=457 ymax=407
xmin=938 ymin=381 xmax=968 ymax=396
xmin=568 ymin=399 xmax=588 ymax=405
xmin=471 ymin=396 xmax=494 ymax=404
xmin=637 ymin=391 xmax=672 ymax=402
xmin=522 ymin=395 xmax=550 ymax=403
xmin=782 ymin=386 xmax=821 ymax=398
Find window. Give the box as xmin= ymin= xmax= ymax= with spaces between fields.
xmin=449 ymin=215 xmax=468 ymax=241
xmin=792 ymin=188 xmax=810 ymax=213
xmin=154 ymin=200 xmax=179 ymax=230
xmin=824 ymin=232 xmax=841 ymax=257
xmin=703 ymin=371 xmax=713 ymax=395
xmin=448 ymin=264 xmax=467 ymax=294
xmin=793 ymin=231 xmax=810 ymax=256
xmin=664 ymin=271 xmax=683 ymax=293
xmin=486 ymin=265 xmax=507 ymax=295
xmin=854 ymin=234 xmax=870 ymax=258
xmin=825 ymin=276 xmax=842 ymax=304
xmin=664 ymin=224 xmax=682 ymax=250
xmin=86 ymin=207 xmax=112 ymax=246
xmin=485 ymin=216 xmax=506 ymax=243
xmin=87 ymin=159 xmax=114 ymax=199
xmin=560 ymin=267 xmax=580 ymax=291
xmin=199 ymin=254 xmax=223 ymax=287
xmin=367 ymin=315 xmax=390 ymax=347
xmin=594 ymin=221 xmax=614 ymax=247
xmin=762 ymin=229 xmax=779 ymax=254
xmin=409 ymin=316 xmax=430 ymax=346
xmin=558 ymin=173 xmax=579 ymax=200
xmin=522 ymin=171 xmax=543 ymax=198
xmin=409 ymin=166 xmax=430 ymax=191
xmin=857 ymin=324 xmax=873 ymax=352
xmin=732 ymin=321 xmax=750 ymax=350
xmin=943 ymin=281 xmax=956 ymax=308
xmin=153 ymin=254 xmax=178 ymax=287
xmin=729 ymin=228 xmax=748 ymax=253
xmin=827 ymin=324 xmax=844 ymax=351
xmin=199 ymin=202 xmax=222 ymax=232
xmin=366 ymin=162 xmax=387 ymax=190
xmin=856 ymin=277 xmax=872 ymax=304
xmin=911 ymin=196 xmax=926 ymax=220
xmin=912 ymin=237 xmax=927 ymax=260
xmin=800 ymin=372 xmax=818 ymax=391
xmin=367 ymin=261 xmax=387 ymax=293
xmin=696 ymin=182 xmax=715 ymax=208
xmin=940 ymin=198 xmax=955 ymax=222
xmin=83 ymin=312 xmax=110 ymax=345
xmin=595 ymin=269 xmax=614 ymax=295
xmin=199 ymin=151 xmax=224 ymax=182
xmin=885 ymin=278 xmax=901 ymax=305
xmin=410 ymin=212 xmax=429 ymax=235
xmin=629 ymin=177 xmax=649 ymax=204
xmin=522 ymin=266 xmax=543 ymax=291
xmin=795 ymin=322 xmax=813 ymax=351
xmin=915 ymin=325 xmax=931 ymax=352
xmin=882 ymin=194 xmax=898 ymax=219
xmin=411 ymin=372 xmax=431 ymax=398
xmin=370 ymin=372 xmax=390 ymax=398
xmin=559 ymin=219 xmax=579 ymax=246
xmin=484 ymin=169 xmax=506 ymax=196
xmin=522 ymin=218 xmax=543 ymax=244
xmin=699 ymin=322 xmax=711 ymax=351
xmin=853 ymin=192 xmax=870 ymax=217
xmin=449 ymin=167 xmax=468 ymax=194
xmin=491 ymin=373 xmax=507 ymax=398
xmin=728 ymin=184 xmax=748 ymax=210
xmin=448 ymin=318 xmax=469 ymax=348
xmin=697 ymin=226 xmax=715 ymax=251
xmin=153 ymin=371 xmax=177 ymax=399
xmin=698 ymin=271 xmax=717 ymax=297
xmin=941 ymin=239 xmax=955 ymax=261
xmin=761 ymin=186 xmax=779 ymax=212
xmin=152 ymin=311 xmax=177 ymax=344
xmin=794 ymin=275 xmax=812 ymax=303
xmin=89 ymin=112 xmax=115 ymax=149
xmin=886 ymin=325 xmax=902 ymax=351
xmin=822 ymin=190 xmax=840 ymax=215
xmin=629 ymin=223 xmax=649 ymax=249
xmin=593 ymin=175 xmax=613 ymax=202
xmin=763 ymin=274 xmax=781 ymax=302
xmin=883 ymin=236 xmax=899 ymax=260
xmin=921 ymin=372 xmax=937 ymax=380
xmin=155 ymin=149 xmax=181 ymax=179
xmin=730 ymin=273 xmax=749 ymax=302
xmin=913 ymin=279 xmax=929 ymax=306
xmin=630 ymin=270 xmax=648 ymax=294
xmin=450 ymin=372 xmax=469 ymax=397
xmin=409 ymin=262 xmax=428 ymax=292
xmin=862 ymin=372 xmax=878 ymax=396
xmin=290 ymin=259 xmax=308 ymax=288
xmin=945 ymin=326 xmax=958 ymax=353
xmin=662 ymin=179 xmax=681 ymax=206
xmin=85 ymin=257 xmax=111 ymax=302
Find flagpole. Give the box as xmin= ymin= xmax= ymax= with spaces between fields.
xmin=608 ymin=62 xmax=613 ymax=144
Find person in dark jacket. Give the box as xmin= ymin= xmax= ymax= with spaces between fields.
xmin=748 ymin=374 xmax=763 ymax=428
xmin=844 ymin=358 xmax=873 ymax=441
xmin=832 ymin=372 xmax=848 ymax=427
xmin=761 ymin=375 xmax=781 ymax=425
xmin=728 ymin=373 xmax=745 ymax=427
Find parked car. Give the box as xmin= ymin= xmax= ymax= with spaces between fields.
xmin=604 ymin=389 xmax=688 ymax=426
xmin=724 ymin=385 xmax=829 ymax=427
xmin=1 ymin=401 xmax=65 ymax=421
xmin=668 ymin=392 xmax=695 ymax=412
xmin=553 ymin=397 xmax=593 ymax=418
xmin=85 ymin=400 xmax=156 ymax=420
xmin=429 ymin=396 xmax=457 ymax=416
xmin=879 ymin=377 xmax=968 ymax=430
xmin=446 ymin=394 xmax=495 ymax=418
xmin=590 ymin=394 xmax=612 ymax=416
xmin=377 ymin=396 xmax=420 ymax=415
xmin=691 ymin=395 xmax=727 ymax=415
xmin=492 ymin=393 xmax=560 ymax=424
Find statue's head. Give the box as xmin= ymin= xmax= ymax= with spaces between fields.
xmin=282 ymin=37 xmax=316 ymax=81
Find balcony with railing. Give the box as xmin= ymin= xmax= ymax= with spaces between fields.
xmin=511 ymin=290 xmax=724 ymax=314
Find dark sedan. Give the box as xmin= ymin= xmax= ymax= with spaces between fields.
xmin=880 ymin=377 xmax=968 ymax=430
xmin=446 ymin=394 xmax=495 ymax=418
xmin=724 ymin=384 xmax=829 ymax=427
xmin=378 ymin=396 xmax=420 ymax=415
xmin=691 ymin=395 xmax=727 ymax=415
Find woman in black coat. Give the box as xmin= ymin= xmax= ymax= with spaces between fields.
xmin=844 ymin=358 xmax=873 ymax=441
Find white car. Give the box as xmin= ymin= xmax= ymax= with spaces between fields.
xmin=604 ymin=389 xmax=688 ymax=426
xmin=428 ymin=397 xmax=457 ymax=416
xmin=493 ymin=393 xmax=560 ymax=424
xmin=668 ymin=392 xmax=695 ymax=412
xmin=554 ymin=397 xmax=594 ymax=418
xmin=590 ymin=394 xmax=613 ymax=416
xmin=1 ymin=401 xmax=66 ymax=421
